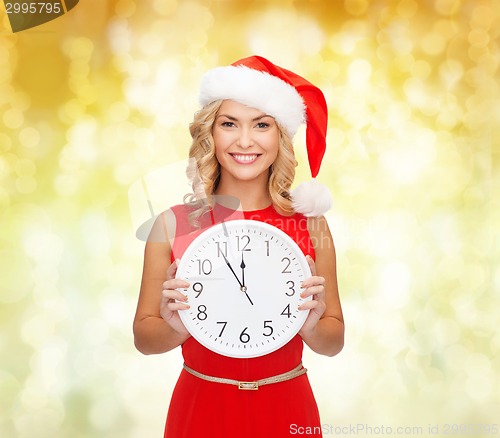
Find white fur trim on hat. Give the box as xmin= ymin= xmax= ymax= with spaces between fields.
xmin=199 ymin=65 xmax=306 ymax=137
xmin=291 ymin=179 xmax=332 ymax=217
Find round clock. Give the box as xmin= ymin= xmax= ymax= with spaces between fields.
xmin=176 ymin=219 xmax=311 ymax=358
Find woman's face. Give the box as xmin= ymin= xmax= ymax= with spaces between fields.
xmin=212 ymin=99 xmax=279 ymax=186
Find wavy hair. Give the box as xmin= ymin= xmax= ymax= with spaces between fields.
xmin=184 ymin=100 xmax=297 ymax=224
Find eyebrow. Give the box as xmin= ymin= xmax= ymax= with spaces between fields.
xmin=216 ymin=114 xmax=272 ymax=122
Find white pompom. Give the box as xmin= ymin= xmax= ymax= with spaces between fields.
xmin=291 ymin=179 xmax=332 ymax=217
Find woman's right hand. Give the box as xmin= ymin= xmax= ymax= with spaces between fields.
xmin=160 ymin=259 xmax=191 ymax=340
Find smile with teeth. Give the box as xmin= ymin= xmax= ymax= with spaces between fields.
xmin=230 ymin=153 xmax=260 ymax=164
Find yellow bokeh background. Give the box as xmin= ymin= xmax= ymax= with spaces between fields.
xmin=1 ymin=0 xmax=499 ymax=436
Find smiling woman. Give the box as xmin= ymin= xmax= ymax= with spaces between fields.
xmin=133 ymin=56 xmax=343 ymax=438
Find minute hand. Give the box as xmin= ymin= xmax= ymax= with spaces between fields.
xmin=221 ymin=253 xmax=244 ymax=288
xmin=221 ymin=253 xmax=253 ymax=305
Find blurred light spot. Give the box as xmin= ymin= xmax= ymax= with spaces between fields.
xmin=439 ymin=59 xmax=464 ymax=89
xmin=19 ymin=127 xmax=41 ymax=149
xmin=153 ymin=0 xmax=177 ymax=16
xmin=64 ymin=37 xmax=94 ymax=61
xmin=83 ymin=318 xmax=110 ymax=346
xmin=115 ymin=0 xmax=136 ymax=18
xmin=297 ymin=22 xmax=325 ymax=54
xmin=3 ymin=108 xmax=24 ymax=129
xmin=466 ymin=374 xmax=492 ymax=401
xmin=53 ymin=174 xmax=81 ymax=196
xmin=471 ymin=5 xmax=494 ymax=30
xmin=421 ymin=32 xmax=446 ymax=55
xmin=65 ymin=118 xmax=98 ymax=164
xmin=468 ymin=29 xmax=490 ymax=47
xmin=404 ymin=77 xmax=440 ymax=115
xmin=21 ymin=313 xmax=56 ymax=347
xmin=347 ymin=59 xmax=372 ymax=88
xmin=108 ymin=18 xmax=132 ymax=55
xmin=89 ymin=395 xmax=120 ymax=430
xmin=344 ymin=0 xmax=369 ymax=16
xmin=108 ymin=102 xmax=130 ymax=122
xmin=434 ymin=0 xmax=460 ymax=16
xmin=397 ymin=0 xmax=418 ymax=18
xmin=15 ymin=159 xmax=36 ymax=176
xmin=411 ymin=60 xmax=431 ymax=80
xmin=80 ymin=212 xmax=111 ymax=257
xmin=0 ymin=250 xmax=32 ymax=303
xmin=114 ymin=162 xmax=139 ymax=185
xmin=377 ymin=261 xmax=411 ymax=309
xmin=16 ymin=176 xmax=37 ymax=194
xmin=433 ymin=318 xmax=461 ymax=346
xmin=380 ymin=128 xmax=436 ymax=184
xmin=0 ymin=132 xmax=11 ymax=152
xmin=331 ymin=20 xmax=367 ymax=55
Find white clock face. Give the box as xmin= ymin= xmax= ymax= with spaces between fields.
xmin=177 ymin=219 xmax=311 ymax=358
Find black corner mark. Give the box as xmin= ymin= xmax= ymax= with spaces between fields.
xmin=4 ymin=0 xmax=80 ymax=33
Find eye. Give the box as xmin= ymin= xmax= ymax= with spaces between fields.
xmin=221 ymin=121 xmax=235 ymax=128
xmin=256 ymin=122 xmax=270 ymax=129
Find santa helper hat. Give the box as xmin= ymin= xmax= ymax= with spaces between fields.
xmin=199 ymin=55 xmax=332 ymax=217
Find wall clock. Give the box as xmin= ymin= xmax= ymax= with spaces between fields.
xmin=177 ymin=219 xmax=311 ymax=358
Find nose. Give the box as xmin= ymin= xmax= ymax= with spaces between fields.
xmin=236 ymin=127 xmax=254 ymax=149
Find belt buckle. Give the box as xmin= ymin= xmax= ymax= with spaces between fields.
xmin=238 ymin=381 xmax=259 ymax=390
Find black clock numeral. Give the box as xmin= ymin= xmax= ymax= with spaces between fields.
xmin=285 ymin=280 xmax=295 ymax=296
xmin=196 ymin=305 xmax=208 ymax=321
xmin=215 ymin=241 xmax=227 ymax=258
xmin=280 ymin=304 xmax=291 ymax=318
xmin=192 ymin=282 xmax=203 ymax=298
xmin=216 ymin=321 xmax=227 ymax=337
xmin=237 ymin=235 xmax=251 ymax=252
xmin=281 ymin=257 xmax=292 ymax=274
xmin=263 ymin=320 xmax=273 ymax=337
xmin=239 ymin=327 xmax=250 ymax=343
xmin=197 ymin=259 xmax=212 ymax=275
xmin=265 ymin=240 xmax=270 ymax=256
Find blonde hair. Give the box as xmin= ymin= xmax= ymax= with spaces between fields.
xmin=184 ymin=100 xmax=297 ymax=223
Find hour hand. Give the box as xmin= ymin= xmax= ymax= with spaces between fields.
xmin=240 ymin=252 xmax=246 ymax=288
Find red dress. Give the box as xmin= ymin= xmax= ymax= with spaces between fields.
xmin=164 ymin=204 xmax=322 ymax=438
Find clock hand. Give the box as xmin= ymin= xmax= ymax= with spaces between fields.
xmin=221 ymin=221 xmax=253 ymax=305
xmin=221 ymin=252 xmax=253 ymax=305
xmin=239 ymin=252 xmax=254 ymax=305
xmin=221 ymin=252 xmax=244 ymax=288
xmin=240 ymin=252 xmax=246 ymax=288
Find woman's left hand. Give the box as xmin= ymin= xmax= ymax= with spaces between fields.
xmin=298 ymin=255 xmax=326 ymax=337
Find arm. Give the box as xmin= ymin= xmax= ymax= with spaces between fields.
xmin=133 ymin=212 xmax=191 ymax=355
xmin=298 ymin=216 xmax=344 ymax=357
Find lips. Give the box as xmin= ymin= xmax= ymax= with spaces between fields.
xmin=230 ymin=154 xmax=260 ymax=164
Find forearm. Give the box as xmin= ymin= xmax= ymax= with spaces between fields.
xmin=300 ymin=316 xmax=344 ymax=357
xmin=133 ymin=316 xmax=189 ymax=355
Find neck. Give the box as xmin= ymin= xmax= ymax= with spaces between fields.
xmin=215 ymin=177 xmax=271 ymax=211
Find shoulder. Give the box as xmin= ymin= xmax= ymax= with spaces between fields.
xmin=147 ymin=203 xmax=194 ymax=243
xmin=306 ymin=216 xmax=334 ymax=252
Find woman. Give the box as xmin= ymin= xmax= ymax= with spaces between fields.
xmin=133 ymin=56 xmax=344 ymax=437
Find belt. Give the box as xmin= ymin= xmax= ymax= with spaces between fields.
xmin=182 ymin=362 xmax=307 ymax=390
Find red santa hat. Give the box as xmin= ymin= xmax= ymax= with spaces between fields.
xmin=199 ymin=55 xmax=332 ymax=217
